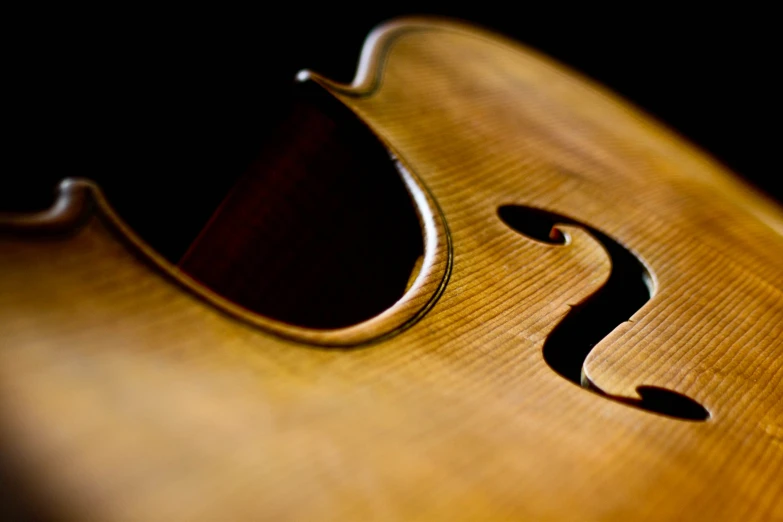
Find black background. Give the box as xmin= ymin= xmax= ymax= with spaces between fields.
xmin=7 ymin=7 xmax=780 ymax=217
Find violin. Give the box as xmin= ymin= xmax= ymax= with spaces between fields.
xmin=1 ymin=17 xmax=781 ymax=521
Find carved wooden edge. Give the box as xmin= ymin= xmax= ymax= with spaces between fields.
xmin=0 ymin=167 xmax=450 ymax=349
xmin=0 ymin=178 xmax=94 ymax=234
xmin=0 ymin=20 xmax=475 ymax=347
xmin=296 ymin=17 xmax=585 ymax=99
xmin=296 ymin=19 xmax=428 ymax=97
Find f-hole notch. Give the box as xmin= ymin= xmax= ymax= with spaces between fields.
xmin=497 ymin=205 xmax=709 ymax=422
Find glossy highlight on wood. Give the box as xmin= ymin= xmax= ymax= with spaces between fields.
xmin=1 ymin=17 xmax=782 ymax=522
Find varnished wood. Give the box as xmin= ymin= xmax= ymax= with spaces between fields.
xmin=1 ymin=17 xmax=782 ymax=521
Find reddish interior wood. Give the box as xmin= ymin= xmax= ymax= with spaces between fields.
xmin=178 ymin=89 xmax=424 ymax=329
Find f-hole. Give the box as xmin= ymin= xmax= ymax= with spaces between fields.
xmin=497 ymin=205 xmax=709 ymax=422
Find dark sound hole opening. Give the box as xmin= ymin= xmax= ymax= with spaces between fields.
xmin=173 ymin=87 xmax=424 ymax=329
xmin=49 ymin=83 xmax=423 ymax=330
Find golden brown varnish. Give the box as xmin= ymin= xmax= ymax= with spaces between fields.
xmin=1 ymin=18 xmax=782 ymax=521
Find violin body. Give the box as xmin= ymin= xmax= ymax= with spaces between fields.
xmin=1 ymin=18 xmax=782 ymax=521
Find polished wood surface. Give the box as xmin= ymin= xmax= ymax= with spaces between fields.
xmin=1 ymin=17 xmax=782 ymax=521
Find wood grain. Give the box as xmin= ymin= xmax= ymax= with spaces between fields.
xmin=1 ymin=17 xmax=782 ymax=521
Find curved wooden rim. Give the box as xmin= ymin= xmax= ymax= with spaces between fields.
xmin=297 ymin=17 xmax=538 ymax=99
xmin=0 ymin=20 xmax=462 ymax=347
xmin=0 ymin=160 xmax=451 ymax=347
xmin=0 ymin=178 xmax=94 ymax=234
